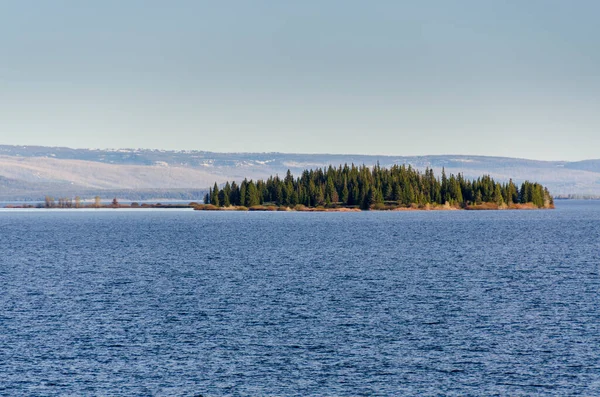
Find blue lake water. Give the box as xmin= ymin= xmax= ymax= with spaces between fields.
xmin=1 ymin=201 xmax=599 ymax=396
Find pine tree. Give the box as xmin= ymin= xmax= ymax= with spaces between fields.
xmin=341 ymin=178 xmax=349 ymax=205
xmin=230 ymin=181 xmax=240 ymax=205
xmin=361 ymin=186 xmax=374 ymax=209
xmin=325 ymin=176 xmax=337 ymax=205
xmin=392 ymin=183 xmax=402 ymax=203
xmin=493 ymin=184 xmax=504 ymax=205
xmin=315 ymin=185 xmax=325 ymax=206
xmin=441 ymin=167 xmax=448 ymax=203
xmin=240 ymin=180 xmax=247 ymax=206
xmin=245 ymin=180 xmax=260 ymax=207
xmin=211 ymin=182 xmax=220 ymax=206
xmin=219 ymin=182 xmax=231 ymax=207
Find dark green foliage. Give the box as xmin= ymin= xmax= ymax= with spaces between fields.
xmin=208 ymin=164 xmax=552 ymax=209
xmin=210 ymin=182 xmax=220 ymax=206
xmin=507 ymin=179 xmax=519 ymax=204
xmin=245 ymin=180 xmax=260 ymax=207
xmin=493 ymin=184 xmax=504 ymax=205
xmin=219 ymin=181 xmax=231 ymax=207
xmin=229 ymin=181 xmax=240 ymax=206
xmin=341 ymin=178 xmax=349 ymax=204
xmin=239 ymin=180 xmax=247 ymax=206
xmin=519 ymin=180 xmax=550 ymax=207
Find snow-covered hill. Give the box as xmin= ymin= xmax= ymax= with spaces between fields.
xmin=0 ymin=145 xmax=599 ymax=199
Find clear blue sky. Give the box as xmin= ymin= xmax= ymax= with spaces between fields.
xmin=1 ymin=0 xmax=598 ymax=160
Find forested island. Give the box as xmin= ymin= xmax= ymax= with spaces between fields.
xmin=198 ymin=164 xmax=554 ymax=211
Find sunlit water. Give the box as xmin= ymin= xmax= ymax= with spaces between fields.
xmin=1 ymin=201 xmax=599 ymax=396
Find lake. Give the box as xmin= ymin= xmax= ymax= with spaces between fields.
xmin=1 ymin=201 xmax=599 ymax=396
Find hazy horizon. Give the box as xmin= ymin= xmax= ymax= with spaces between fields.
xmin=1 ymin=1 xmax=599 ymax=161
xmin=2 ymin=142 xmax=600 ymax=163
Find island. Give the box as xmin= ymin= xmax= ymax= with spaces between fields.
xmin=195 ymin=164 xmax=554 ymax=211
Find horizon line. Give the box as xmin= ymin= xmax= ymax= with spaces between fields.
xmin=0 ymin=143 xmax=597 ymax=163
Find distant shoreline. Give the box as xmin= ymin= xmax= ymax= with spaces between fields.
xmin=2 ymin=203 xmax=195 ymax=210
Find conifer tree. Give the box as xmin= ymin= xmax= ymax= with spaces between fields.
xmin=475 ymin=190 xmax=483 ymax=205
xmin=493 ymin=184 xmax=504 ymax=205
xmin=221 ymin=182 xmax=231 ymax=206
xmin=230 ymin=181 xmax=240 ymax=206
xmin=240 ymin=180 xmax=247 ymax=206
xmin=211 ymin=182 xmax=220 ymax=206
xmin=245 ymin=180 xmax=260 ymax=207
xmin=362 ymin=185 xmax=376 ymax=209
xmin=325 ymin=176 xmax=337 ymax=205
xmin=441 ymin=167 xmax=448 ymax=203
xmin=341 ymin=178 xmax=349 ymax=205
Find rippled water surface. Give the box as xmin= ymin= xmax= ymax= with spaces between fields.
xmin=1 ymin=201 xmax=599 ymax=396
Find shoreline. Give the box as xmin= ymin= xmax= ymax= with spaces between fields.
xmin=193 ymin=202 xmax=554 ymax=212
xmin=1 ymin=202 xmax=555 ymax=211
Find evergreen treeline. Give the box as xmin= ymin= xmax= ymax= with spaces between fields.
xmin=204 ymin=164 xmax=553 ymax=209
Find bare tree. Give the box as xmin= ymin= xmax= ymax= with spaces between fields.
xmin=44 ymin=196 xmax=55 ymax=208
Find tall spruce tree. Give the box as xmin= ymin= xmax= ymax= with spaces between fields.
xmin=211 ymin=182 xmax=220 ymax=206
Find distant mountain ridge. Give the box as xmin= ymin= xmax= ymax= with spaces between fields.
xmin=0 ymin=145 xmax=599 ymax=200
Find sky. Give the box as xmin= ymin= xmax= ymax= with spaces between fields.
xmin=0 ymin=0 xmax=599 ymax=161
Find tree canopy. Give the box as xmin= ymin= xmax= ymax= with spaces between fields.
xmin=205 ymin=164 xmax=553 ymax=209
